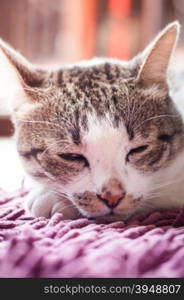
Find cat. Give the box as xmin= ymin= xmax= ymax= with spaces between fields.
xmin=1 ymin=21 xmax=184 ymax=221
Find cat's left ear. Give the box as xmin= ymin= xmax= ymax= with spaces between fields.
xmin=137 ymin=21 xmax=180 ymax=88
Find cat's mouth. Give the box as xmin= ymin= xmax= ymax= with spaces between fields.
xmin=89 ymin=210 xmax=131 ymax=222
xmin=90 ymin=212 xmax=129 ymax=222
xmin=74 ymin=192 xmax=142 ymax=222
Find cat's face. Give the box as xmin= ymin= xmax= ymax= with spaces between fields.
xmin=15 ymin=67 xmax=184 ymax=220
xmin=1 ymin=21 xmax=184 ymax=220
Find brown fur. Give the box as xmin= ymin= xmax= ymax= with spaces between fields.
xmin=1 ymin=22 xmax=184 ymax=220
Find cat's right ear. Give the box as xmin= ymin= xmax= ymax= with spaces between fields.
xmin=0 ymin=39 xmax=44 ymax=114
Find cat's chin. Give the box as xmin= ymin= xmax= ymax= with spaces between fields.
xmin=89 ymin=212 xmax=131 ymax=223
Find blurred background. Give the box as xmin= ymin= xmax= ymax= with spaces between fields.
xmin=1 ymin=0 xmax=184 ymax=190
xmin=0 ymin=0 xmax=184 ymax=65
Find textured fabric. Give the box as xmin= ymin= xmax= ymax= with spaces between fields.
xmin=0 ymin=189 xmax=184 ymax=278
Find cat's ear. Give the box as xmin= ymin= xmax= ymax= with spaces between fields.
xmin=0 ymin=39 xmax=44 ymax=113
xmin=137 ymin=21 xmax=180 ymax=88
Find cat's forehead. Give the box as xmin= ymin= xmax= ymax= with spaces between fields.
xmin=84 ymin=113 xmax=128 ymax=142
xmin=82 ymin=113 xmax=129 ymax=160
xmin=56 ymin=61 xmax=133 ymax=99
xmin=54 ymin=64 xmax=176 ymax=135
xmin=56 ymin=61 xmax=164 ymax=113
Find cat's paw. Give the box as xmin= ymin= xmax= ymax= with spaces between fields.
xmin=25 ymin=188 xmax=79 ymax=219
xmin=50 ymin=200 xmax=80 ymax=219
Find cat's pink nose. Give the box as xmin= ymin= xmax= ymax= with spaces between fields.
xmin=97 ymin=179 xmax=126 ymax=208
xmin=98 ymin=192 xmax=125 ymax=208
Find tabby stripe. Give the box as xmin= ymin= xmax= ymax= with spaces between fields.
xmin=29 ymin=172 xmax=46 ymax=178
xmin=104 ymin=63 xmax=112 ymax=80
xmin=148 ymin=150 xmax=164 ymax=166
xmin=57 ymin=70 xmax=63 ymax=85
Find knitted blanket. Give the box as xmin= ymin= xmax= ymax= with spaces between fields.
xmin=0 ymin=189 xmax=184 ymax=278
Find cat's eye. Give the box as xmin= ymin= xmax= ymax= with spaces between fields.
xmin=126 ymin=145 xmax=148 ymax=162
xmin=158 ymin=134 xmax=173 ymax=142
xmin=58 ymin=153 xmax=89 ymax=167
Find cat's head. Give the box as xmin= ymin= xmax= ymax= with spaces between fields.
xmin=1 ymin=21 xmax=184 ymax=220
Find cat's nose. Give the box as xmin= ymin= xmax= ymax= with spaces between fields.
xmin=97 ymin=178 xmax=126 ymax=208
xmin=97 ymin=192 xmax=125 ymax=208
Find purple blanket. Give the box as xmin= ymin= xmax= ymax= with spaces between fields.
xmin=0 ymin=189 xmax=184 ymax=278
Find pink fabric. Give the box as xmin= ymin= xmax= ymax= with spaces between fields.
xmin=0 ymin=189 xmax=184 ymax=278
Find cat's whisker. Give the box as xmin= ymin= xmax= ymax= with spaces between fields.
xmin=59 ymin=117 xmax=78 ymax=130
xmin=51 ymin=191 xmax=68 ymax=199
xmin=43 ymin=171 xmax=56 ymax=181
xmin=39 ymin=140 xmax=62 ymax=158
xmin=149 ymin=177 xmax=184 ymax=192
xmin=146 ymin=188 xmax=166 ymax=198
xmin=57 ymin=203 xmax=76 ymax=211
xmin=145 ymin=185 xmax=176 ymax=201
xmin=77 ymin=210 xmax=82 ymax=218
xmin=129 ymin=132 xmax=145 ymax=142
xmin=146 ymin=192 xmax=163 ymax=199
xmin=131 ymin=95 xmax=163 ymax=127
xmin=146 ymin=194 xmax=163 ymax=200
xmin=49 ymin=190 xmax=78 ymax=212
xmin=55 ymin=117 xmax=71 ymax=127
xmin=23 ymin=87 xmax=39 ymax=94
xmin=139 ymin=200 xmax=155 ymax=209
xmin=18 ymin=120 xmax=70 ymax=136
xmin=19 ymin=118 xmax=78 ymax=138
xmin=18 ymin=119 xmax=64 ymax=129
xmin=133 ymin=97 xmax=152 ymax=117
xmin=131 ymin=98 xmax=140 ymax=124
xmin=125 ymin=87 xmax=131 ymax=126
xmin=134 ymin=114 xmax=178 ymax=131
